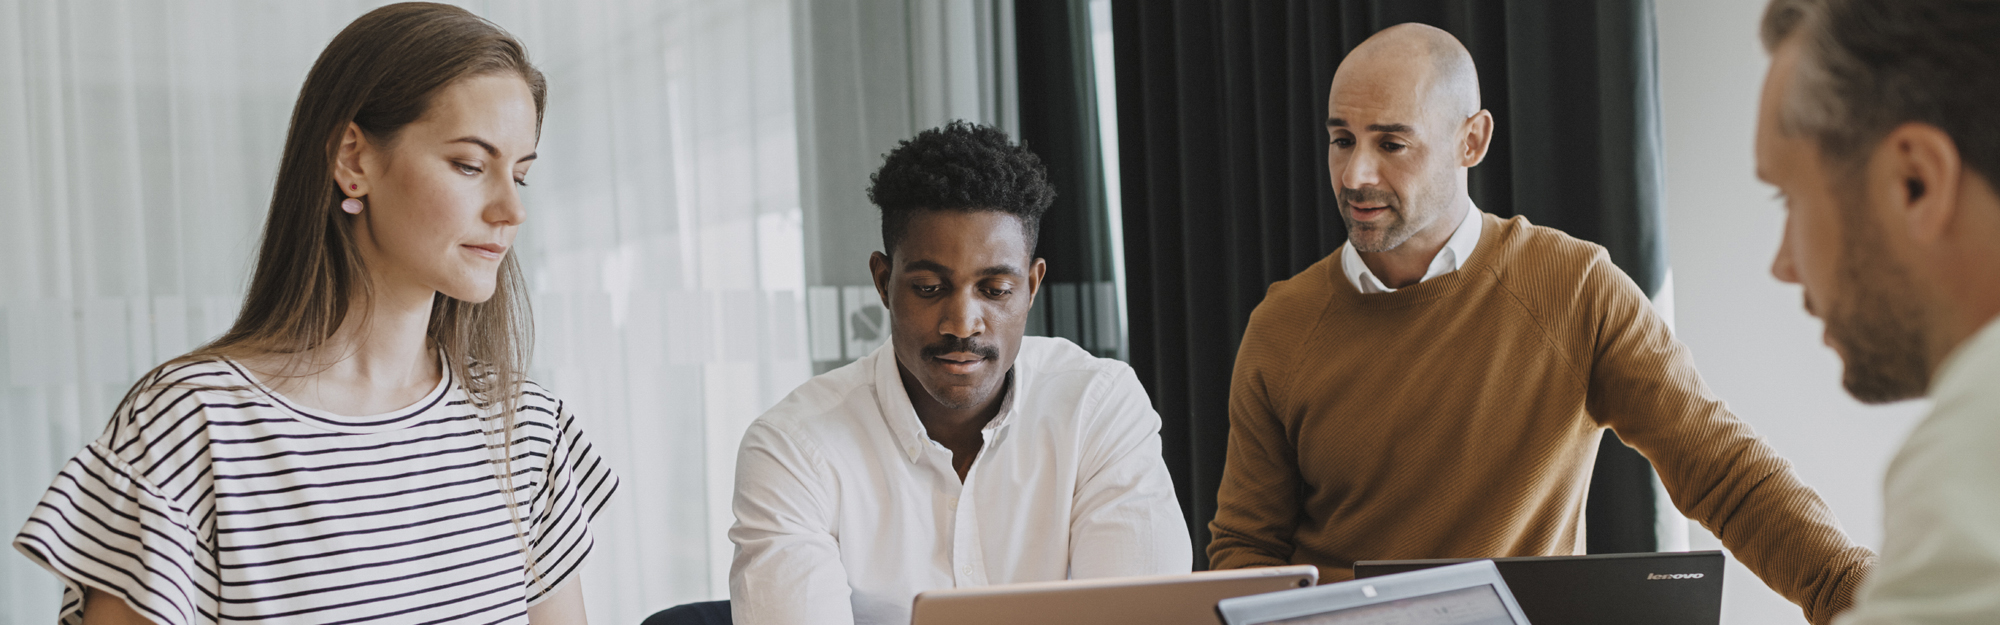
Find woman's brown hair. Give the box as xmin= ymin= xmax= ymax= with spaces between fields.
xmin=119 ymin=1 xmax=551 ymax=593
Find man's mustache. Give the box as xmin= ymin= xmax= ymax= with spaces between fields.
xmin=1338 ymin=186 xmax=1400 ymax=209
xmin=922 ymin=337 xmax=999 ymax=361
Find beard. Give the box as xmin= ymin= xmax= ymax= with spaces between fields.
xmin=1823 ymin=201 xmax=1932 ymax=403
xmin=1339 ymin=176 xmax=1452 ymax=253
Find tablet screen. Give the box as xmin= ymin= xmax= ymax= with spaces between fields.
xmin=1253 ymin=585 xmax=1518 ymax=625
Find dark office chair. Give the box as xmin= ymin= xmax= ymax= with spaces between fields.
xmin=641 ymin=600 xmax=731 ymax=625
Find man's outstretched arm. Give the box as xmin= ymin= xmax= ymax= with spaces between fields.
xmin=1580 ymin=253 xmax=1873 ymax=625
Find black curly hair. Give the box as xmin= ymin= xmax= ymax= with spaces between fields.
xmin=867 ymin=120 xmax=1056 ymax=259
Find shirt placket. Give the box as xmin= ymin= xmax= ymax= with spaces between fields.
xmin=944 ymin=434 xmax=991 ymax=587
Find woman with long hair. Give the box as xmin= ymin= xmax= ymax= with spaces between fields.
xmin=11 ymin=4 xmax=616 ymax=623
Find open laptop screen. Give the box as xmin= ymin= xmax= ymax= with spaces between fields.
xmin=1250 ymin=585 xmax=1517 ymax=625
xmin=1217 ymin=560 xmax=1530 ymax=625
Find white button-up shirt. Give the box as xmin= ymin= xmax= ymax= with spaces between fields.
xmin=1341 ymin=201 xmax=1484 ymax=293
xmin=729 ymin=337 xmax=1193 ymax=625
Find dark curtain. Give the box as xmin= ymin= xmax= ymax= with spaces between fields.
xmin=1095 ymin=0 xmax=1671 ymax=566
xmin=1015 ymin=0 xmax=1124 ymax=358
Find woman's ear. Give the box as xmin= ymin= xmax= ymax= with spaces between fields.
xmin=332 ymin=122 xmax=372 ymax=197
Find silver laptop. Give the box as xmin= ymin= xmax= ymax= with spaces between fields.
xmin=1216 ymin=560 xmax=1531 ymax=625
xmin=910 ymin=564 xmax=1320 ymax=625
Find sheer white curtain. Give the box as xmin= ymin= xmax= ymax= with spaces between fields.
xmin=0 ymin=1 xmax=810 ymax=623
xmin=504 ymin=0 xmax=811 ymax=620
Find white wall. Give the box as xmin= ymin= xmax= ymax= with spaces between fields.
xmin=1653 ymin=1 xmax=1927 ymax=623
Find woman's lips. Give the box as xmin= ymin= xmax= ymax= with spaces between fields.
xmin=463 ymin=243 xmax=507 ymax=260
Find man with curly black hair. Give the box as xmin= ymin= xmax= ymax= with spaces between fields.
xmin=728 ymin=122 xmax=1192 ymax=625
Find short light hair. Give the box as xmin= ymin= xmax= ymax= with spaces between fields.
xmin=1761 ymin=0 xmax=2000 ymax=185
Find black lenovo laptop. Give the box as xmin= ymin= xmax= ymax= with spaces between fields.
xmin=1355 ymin=551 xmax=1725 ymax=625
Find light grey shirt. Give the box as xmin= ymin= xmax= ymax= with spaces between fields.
xmin=1837 ymin=316 xmax=2000 ymax=624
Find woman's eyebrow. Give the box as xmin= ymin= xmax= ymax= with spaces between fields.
xmin=450 ymin=136 xmax=537 ymax=162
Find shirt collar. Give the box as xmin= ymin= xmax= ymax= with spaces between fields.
xmin=1341 ymin=201 xmax=1483 ymax=294
xmin=1932 ymin=313 xmax=2000 ymax=398
xmin=869 ymin=340 xmax=1027 ymax=464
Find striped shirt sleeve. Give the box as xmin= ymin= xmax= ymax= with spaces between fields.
xmin=523 ymin=397 xmax=618 ymax=604
xmin=14 ymin=442 xmax=207 ymax=625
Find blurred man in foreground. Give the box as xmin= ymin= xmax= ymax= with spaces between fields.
xmin=1757 ymin=0 xmax=2000 ymax=621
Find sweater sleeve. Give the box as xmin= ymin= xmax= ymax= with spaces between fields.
xmin=1207 ymin=284 xmax=1310 ymax=572
xmin=1578 ymin=251 xmax=1874 ymax=625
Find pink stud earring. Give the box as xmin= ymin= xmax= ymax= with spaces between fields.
xmin=341 ymin=198 xmax=364 ymax=214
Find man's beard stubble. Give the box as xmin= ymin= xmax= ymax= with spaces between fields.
xmin=1341 ymin=189 xmax=1399 ymax=253
xmin=1826 ymin=207 xmax=1933 ymax=403
xmin=1339 ymin=179 xmax=1449 ymax=254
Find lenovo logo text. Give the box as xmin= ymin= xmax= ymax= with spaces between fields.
xmin=1646 ymin=573 xmax=1705 ymax=580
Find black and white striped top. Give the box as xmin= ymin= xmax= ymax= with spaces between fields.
xmin=11 ymin=358 xmax=618 ymax=625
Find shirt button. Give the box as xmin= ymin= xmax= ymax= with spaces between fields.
xmin=963 ymin=565 xmax=974 ymax=576
xmin=947 ymin=497 xmax=958 ymax=509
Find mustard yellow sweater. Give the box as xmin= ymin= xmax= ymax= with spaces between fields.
xmin=1208 ymin=213 xmax=1873 ymax=624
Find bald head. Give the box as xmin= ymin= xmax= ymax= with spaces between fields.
xmin=1331 ymin=23 xmax=1481 ymax=126
xmin=1323 ymin=23 xmax=1493 ymax=261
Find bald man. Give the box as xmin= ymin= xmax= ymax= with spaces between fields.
xmin=1208 ymin=23 xmax=1874 ymax=624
